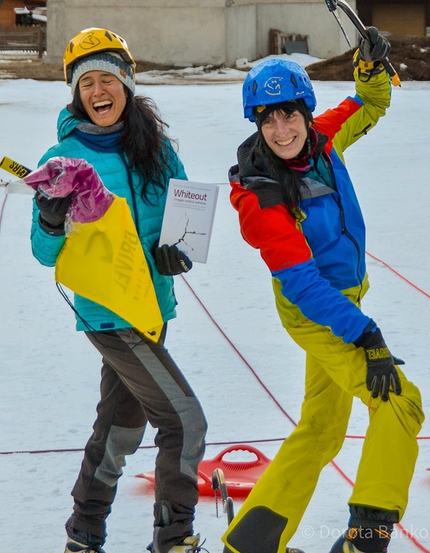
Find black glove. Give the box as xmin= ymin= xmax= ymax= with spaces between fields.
xmin=359 ymin=26 xmax=391 ymax=63
xmin=36 ymin=192 xmax=73 ymax=236
xmin=354 ymin=322 xmax=403 ymax=401
xmin=153 ymin=244 xmax=193 ymax=276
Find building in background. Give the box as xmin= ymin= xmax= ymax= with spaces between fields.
xmin=0 ymin=0 xmax=46 ymax=26
xmin=44 ymin=0 xmax=357 ymax=66
xmin=356 ymin=0 xmax=430 ymax=37
xmin=2 ymin=0 xmax=429 ymax=67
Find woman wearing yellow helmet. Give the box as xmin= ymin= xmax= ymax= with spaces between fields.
xmin=63 ymin=27 xmax=136 ymax=85
xmin=30 ymin=28 xmax=207 ymax=553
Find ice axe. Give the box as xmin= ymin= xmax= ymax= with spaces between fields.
xmin=325 ymin=0 xmax=401 ymax=87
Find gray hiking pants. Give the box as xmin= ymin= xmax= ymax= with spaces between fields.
xmin=67 ymin=327 xmax=207 ymax=553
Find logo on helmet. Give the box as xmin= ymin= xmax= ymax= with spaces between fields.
xmin=264 ymin=76 xmax=283 ymax=96
xmin=80 ymin=31 xmax=102 ymax=50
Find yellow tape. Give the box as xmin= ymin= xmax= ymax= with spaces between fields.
xmin=0 ymin=156 xmax=31 ymax=178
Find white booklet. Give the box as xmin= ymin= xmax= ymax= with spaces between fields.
xmin=159 ymin=179 xmax=220 ymax=263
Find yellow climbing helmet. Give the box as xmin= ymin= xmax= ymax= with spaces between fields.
xmin=63 ymin=27 xmax=136 ymax=85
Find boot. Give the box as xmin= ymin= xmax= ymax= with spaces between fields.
xmin=168 ymin=534 xmax=202 ymax=553
xmin=148 ymin=534 xmax=203 ymax=553
xmin=64 ymin=537 xmax=106 ymax=553
xmin=329 ymin=535 xmax=364 ymax=553
xmin=329 ymin=526 xmax=392 ymax=553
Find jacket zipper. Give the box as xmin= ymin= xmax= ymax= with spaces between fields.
xmin=317 ymin=152 xmax=364 ymax=303
xmin=121 ymin=153 xmax=140 ymax=237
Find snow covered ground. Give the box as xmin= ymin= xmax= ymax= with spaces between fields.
xmin=1 ymin=54 xmax=430 ymax=553
xmin=134 ymin=53 xmax=324 ymax=85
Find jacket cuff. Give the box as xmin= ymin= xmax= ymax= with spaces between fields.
xmin=38 ymin=213 xmax=66 ymax=236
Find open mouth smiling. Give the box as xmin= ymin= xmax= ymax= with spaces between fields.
xmin=93 ymin=100 xmax=113 ymax=113
xmin=276 ymin=136 xmax=296 ymax=146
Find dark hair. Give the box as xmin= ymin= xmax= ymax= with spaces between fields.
xmin=257 ymin=102 xmax=313 ymax=218
xmin=256 ymin=135 xmax=304 ymax=218
xmin=70 ymin=88 xmax=173 ymax=203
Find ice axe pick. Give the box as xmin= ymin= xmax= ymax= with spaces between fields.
xmin=325 ymin=0 xmax=401 ymax=87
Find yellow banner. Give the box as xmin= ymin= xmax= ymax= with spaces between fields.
xmin=55 ymin=196 xmax=163 ymax=342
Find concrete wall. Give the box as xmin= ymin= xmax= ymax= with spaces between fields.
xmin=226 ymin=3 xmax=257 ymax=64
xmin=45 ymin=0 xmax=357 ymax=66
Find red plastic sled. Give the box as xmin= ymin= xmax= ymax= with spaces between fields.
xmin=136 ymin=444 xmax=271 ymax=498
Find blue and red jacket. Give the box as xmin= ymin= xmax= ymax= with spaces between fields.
xmin=229 ymin=69 xmax=391 ymax=344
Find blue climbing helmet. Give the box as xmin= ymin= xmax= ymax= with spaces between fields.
xmin=242 ymin=58 xmax=317 ymax=122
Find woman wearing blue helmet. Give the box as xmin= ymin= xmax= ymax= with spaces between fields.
xmin=222 ymin=29 xmax=423 ymax=553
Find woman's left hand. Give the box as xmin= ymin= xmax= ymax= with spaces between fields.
xmin=153 ymin=244 xmax=193 ymax=275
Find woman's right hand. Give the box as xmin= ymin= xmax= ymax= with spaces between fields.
xmin=36 ymin=192 xmax=73 ymax=235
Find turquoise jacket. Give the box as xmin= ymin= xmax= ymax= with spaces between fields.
xmin=30 ymin=107 xmax=187 ymax=331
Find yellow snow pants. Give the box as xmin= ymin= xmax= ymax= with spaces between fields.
xmin=221 ymin=319 xmax=424 ymax=553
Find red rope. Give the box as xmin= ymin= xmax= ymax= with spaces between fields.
xmin=366 ymin=251 xmax=430 ymax=299
xmin=0 ymin=185 xmax=10 ymax=233
xmin=180 ymin=275 xmax=298 ymax=426
xmin=3 ymin=434 xmax=430 ymax=456
xmin=0 ymin=438 xmax=287 ymax=456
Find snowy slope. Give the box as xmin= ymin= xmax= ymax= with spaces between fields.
xmin=1 ymin=75 xmax=430 ymax=553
